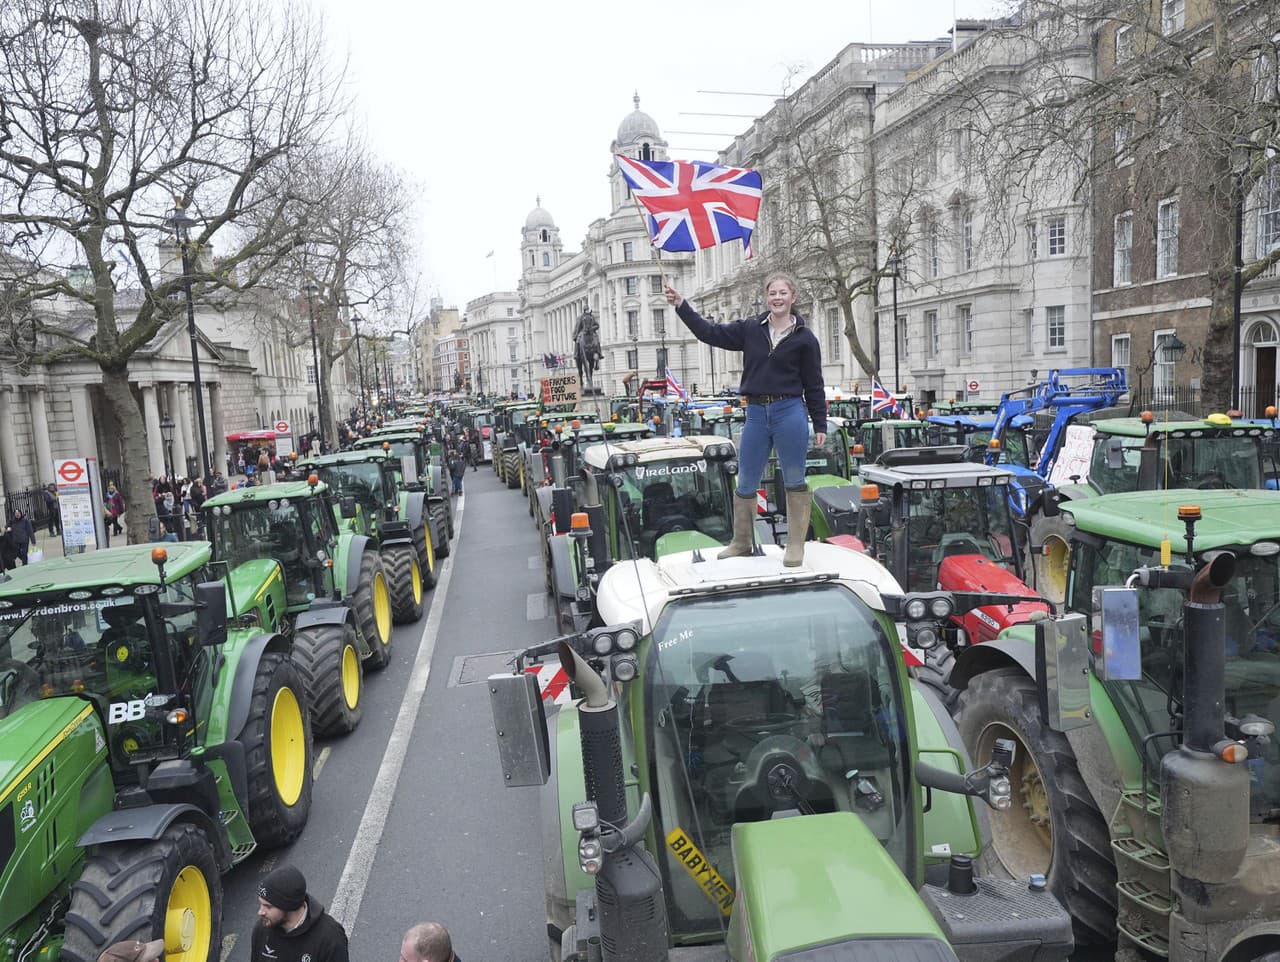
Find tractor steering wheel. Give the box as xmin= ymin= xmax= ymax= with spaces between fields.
xmin=1194 ymin=473 xmax=1233 ymax=489
xmin=654 ymin=515 xmax=696 ymax=536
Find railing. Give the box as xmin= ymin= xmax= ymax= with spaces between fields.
xmin=1125 ymin=384 xmax=1201 ymax=415
xmin=5 ymin=486 xmax=50 ymax=527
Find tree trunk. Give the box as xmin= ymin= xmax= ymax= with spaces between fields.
xmin=1200 ymin=157 xmax=1239 ymax=415
xmin=100 ymin=365 xmax=156 ymax=546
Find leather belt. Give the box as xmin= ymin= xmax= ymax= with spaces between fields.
xmin=744 ymin=393 xmax=798 ymax=405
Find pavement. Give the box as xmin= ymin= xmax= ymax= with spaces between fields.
xmin=219 ymin=465 xmax=553 ymax=962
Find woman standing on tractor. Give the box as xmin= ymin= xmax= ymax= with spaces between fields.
xmin=665 ymin=274 xmax=826 ymax=566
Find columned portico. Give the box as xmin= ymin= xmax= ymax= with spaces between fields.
xmin=0 ymin=389 xmax=21 ymax=498
xmin=139 ymin=382 xmax=165 ymax=480
xmin=27 ymin=386 xmax=53 ymax=485
xmin=166 ymin=383 xmax=190 ymax=480
xmin=69 ymin=385 xmax=98 ymax=462
xmin=209 ymin=382 xmax=226 ymax=477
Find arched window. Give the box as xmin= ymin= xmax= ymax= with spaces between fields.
xmin=542 ymin=253 xmax=550 ymax=267
xmin=540 ymin=230 xmax=548 ymax=242
xmin=641 ymin=142 xmax=652 ymax=161
xmin=1250 ymin=320 xmax=1279 ymax=346
xmin=530 ymin=253 xmax=535 ymax=267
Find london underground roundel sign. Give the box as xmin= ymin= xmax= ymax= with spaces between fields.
xmin=57 ymin=460 xmax=85 ymax=484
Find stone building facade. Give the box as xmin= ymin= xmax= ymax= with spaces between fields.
xmin=461 ymin=292 xmax=524 ymax=397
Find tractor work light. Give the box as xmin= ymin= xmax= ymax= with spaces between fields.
xmin=905 ymin=598 xmax=928 ymax=621
xmin=977 ymin=476 xmax=993 ymax=486
xmin=592 ymin=633 xmax=613 ymax=656
xmin=930 ymin=597 xmax=953 ymax=619
xmin=989 ymin=775 xmax=1012 ymax=809
xmin=68 ymin=590 xmax=92 ymax=600
xmin=996 ymin=476 xmax=1010 ymax=486
xmin=725 ymin=460 xmax=739 ymax=475
xmin=612 ymin=653 xmax=639 ymax=682
xmin=929 ymin=479 xmax=946 ymax=489
xmin=912 ymin=626 xmax=940 ymax=650
xmin=614 ymin=627 xmax=639 ymax=651
xmin=910 ymin=480 xmax=928 ymax=489
xmin=572 ymin=800 xmax=600 ymax=832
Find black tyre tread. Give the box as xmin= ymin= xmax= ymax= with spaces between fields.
xmin=353 ymin=549 xmax=392 ymax=669
xmin=384 ymin=543 xmax=424 ymax=624
xmin=292 ymin=622 xmax=362 ymax=737
xmin=504 ymin=452 xmax=521 ymax=489
xmin=239 ymin=650 xmax=312 ymax=848
xmin=429 ymin=504 xmax=450 ymax=560
xmin=955 ymin=670 xmax=1117 ymax=946
xmin=62 ymin=822 xmax=223 ymax=962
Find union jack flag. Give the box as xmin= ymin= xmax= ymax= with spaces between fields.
xmin=871 ymin=377 xmax=904 ymax=418
xmin=665 ymin=367 xmax=688 ymax=402
xmin=615 ymin=155 xmax=762 ymax=257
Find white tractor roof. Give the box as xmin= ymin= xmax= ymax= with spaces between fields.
xmin=581 ymin=434 xmax=733 ymax=470
xmin=596 ymin=542 xmax=904 ymax=633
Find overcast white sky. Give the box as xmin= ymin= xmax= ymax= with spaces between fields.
xmin=317 ymin=0 xmax=1002 ymax=313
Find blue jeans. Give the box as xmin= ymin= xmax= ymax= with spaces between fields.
xmin=736 ymin=396 xmax=809 ymax=496
xmin=451 ymin=475 xmax=463 ymax=494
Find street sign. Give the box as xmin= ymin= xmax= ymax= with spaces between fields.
xmin=967 ymin=379 xmax=981 ymax=393
xmin=274 ymin=419 xmax=290 ymax=434
xmin=274 ymin=419 xmax=294 ymax=458
xmin=54 ymin=457 xmax=107 ymax=553
xmin=540 ymin=374 xmax=580 ymax=406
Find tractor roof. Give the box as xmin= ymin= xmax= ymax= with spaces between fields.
xmin=1062 ymin=489 xmax=1280 ymax=552
xmin=0 ymin=542 xmax=211 ymax=596
xmin=1091 ymin=415 xmax=1275 ymax=438
xmin=861 ymin=446 xmax=1015 ymax=487
xmin=204 ymin=479 xmax=329 ymax=508
xmin=568 ymin=422 xmax=650 ymax=441
xmin=581 ymin=435 xmax=734 ymax=470
xmin=298 ymin=450 xmax=391 ymax=468
xmin=353 ymin=432 xmax=420 ymax=447
xmin=532 ymin=411 xmax=600 ymax=424
xmin=596 ymin=543 xmax=902 ymax=632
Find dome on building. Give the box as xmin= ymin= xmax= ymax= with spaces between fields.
xmin=616 ymin=92 xmax=661 ymax=144
xmin=525 ymin=197 xmax=555 ymax=230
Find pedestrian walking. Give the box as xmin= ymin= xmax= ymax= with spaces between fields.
xmin=667 ymin=274 xmax=825 ymax=566
xmin=189 ymin=477 xmax=207 ymax=537
xmin=401 ymin=922 xmax=459 ymax=962
xmin=448 ymin=449 xmax=465 ymax=496
xmin=0 ymin=525 xmax=18 ymax=571
xmin=252 ymin=865 xmax=349 ymax=962
xmin=106 ymin=482 xmax=126 ymax=535
xmin=43 ymin=483 xmax=61 ymax=535
xmin=10 ymin=510 xmax=35 ymax=565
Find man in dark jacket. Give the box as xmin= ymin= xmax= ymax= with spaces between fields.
xmin=251 ymin=865 xmax=349 ymax=962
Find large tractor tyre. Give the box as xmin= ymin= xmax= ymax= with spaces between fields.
xmin=1027 ymin=513 xmax=1074 ymax=607
xmin=384 ymin=543 xmax=425 ymax=624
xmin=504 ymin=451 xmax=522 ymax=489
xmin=293 ymin=622 xmax=363 ymax=737
xmin=955 ymin=669 xmax=1117 ymax=946
xmin=63 ymin=822 xmax=223 ymax=962
xmin=353 ymin=549 xmax=394 ymax=670
xmin=240 ymin=651 xmax=313 ymax=847
xmin=428 ymin=502 xmax=450 ymax=559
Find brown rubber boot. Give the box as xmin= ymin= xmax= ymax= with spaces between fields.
xmin=718 ymin=492 xmax=758 ymax=559
xmin=783 ymin=487 xmax=812 ymax=567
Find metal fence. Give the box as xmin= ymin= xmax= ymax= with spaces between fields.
xmin=5 ymin=486 xmax=50 ymax=526
xmin=1125 ymin=385 xmax=1203 ymax=416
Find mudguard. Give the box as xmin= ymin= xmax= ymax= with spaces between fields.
xmin=428 ymin=463 xmax=445 ymax=497
xmin=224 ymin=632 xmax=291 ymax=745
xmin=344 ymin=535 xmax=374 ymax=596
xmin=78 ymin=803 xmax=232 ymax=871
xmin=401 ymin=490 xmax=426 ymax=530
xmin=294 ymin=601 xmax=352 ymax=632
xmin=948 ymin=635 xmax=1037 ymax=691
xmin=549 ymin=534 xmax=576 ymax=599
xmin=535 ymin=485 xmax=555 ymax=526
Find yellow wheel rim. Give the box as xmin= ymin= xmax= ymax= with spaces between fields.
xmin=425 ymin=528 xmax=435 ymax=572
xmin=410 ymin=559 xmax=423 ymax=603
xmin=373 ymin=571 xmax=392 ymax=642
xmin=269 ymin=687 xmax=306 ymax=807
xmin=341 ymin=644 xmax=360 ymax=710
xmin=164 ymin=863 xmax=212 ymax=962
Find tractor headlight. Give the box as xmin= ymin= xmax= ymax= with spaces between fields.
xmin=612 ymin=653 xmax=639 ymax=682
xmin=724 ymin=459 xmax=739 ymax=475
xmin=905 ymin=598 xmax=928 ymax=621
xmin=912 ymin=626 xmax=941 ymax=650
xmin=614 ymin=627 xmax=639 ymax=651
xmin=592 ymin=632 xmax=613 ymax=656
xmin=579 ymin=836 xmax=604 ymax=874
xmin=989 ymin=775 xmax=1012 ymax=810
xmin=930 ymin=597 xmax=954 ymax=619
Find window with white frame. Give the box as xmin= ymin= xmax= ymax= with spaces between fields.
xmin=625 ymin=276 xmax=638 ymax=295
xmin=1113 ymin=211 xmax=1134 ymax=286
xmin=926 ymin=310 xmax=939 ymax=357
xmin=826 ymin=307 xmax=842 ymax=361
xmin=1115 ymin=24 xmax=1134 ymax=63
xmin=1157 ymin=92 xmax=1182 ymax=149
xmin=1023 ymin=309 xmax=1034 ymax=352
xmin=1157 ymin=198 xmax=1180 ymax=278
xmin=1026 ymin=221 xmax=1038 ymax=261
xmin=1153 ymin=329 xmax=1177 ymax=397
xmin=542 ymin=253 xmax=550 ymax=267
xmin=509 ymin=343 xmax=518 ymax=362
xmin=626 ymin=348 xmax=638 ymax=369
xmin=1161 ymin=0 xmax=1184 ymax=35
xmin=960 ymin=209 xmax=974 ymax=271
xmin=1046 ymin=306 xmax=1066 ymax=350
xmin=652 ymin=308 xmax=665 ymax=335
xmin=623 ymin=240 xmax=635 ymax=262
xmin=959 ymin=305 xmax=974 ymax=353
xmin=307 ymin=363 xmax=316 ymax=385
xmin=1111 ymin=333 xmax=1131 ymax=372
xmin=899 ymin=315 xmax=909 ymax=359
xmin=650 ymin=275 xmax=663 ymax=295
xmin=1114 ymin=114 xmax=1134 ymax=166
xmin=1259 ymin=164 xmax=1280 ymax=255
xmin=626 ymin=310 xmax=638 ymax=337
xmin=1047 ymin=215 xmax=1067 ymax=256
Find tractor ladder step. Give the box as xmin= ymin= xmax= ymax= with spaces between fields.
xmin=1111 ymin=791 xmax=1173 ymax=960
xmin=1116 ymin=898 xmax=1171 ymax=959
xmin=1114 ymin=789 xmax=1165 ymax=851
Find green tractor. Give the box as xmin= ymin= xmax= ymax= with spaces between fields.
xmin=527 ymin=420 xmax=650 ymax=529
xmin=522 ymin=411 xmax=602 ymax=501
xmin=487 ymin=544 xmax=1075 ymax=961
xmin=494 ymin=401 xmax=541 ymax=488
xmin=947 ymin=489 xmax=1280 ymax=957
xmin=203 ymin=479 xmax=392 ymax=735
xmin=0 ymin=543 xmax=313 ymax=962
xmin=298 ymin=450 xmax=436 ymax=627
xmin=351 ymin=430 xmax=453 ymax=555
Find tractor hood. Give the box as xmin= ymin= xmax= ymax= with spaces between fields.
xmin=0 ymin=698 xmax=97 ymax=809
xmin=225 ymin=558 xmax=285 ymax=617
xmin=729 ymin=812 xmax=952 ymax=960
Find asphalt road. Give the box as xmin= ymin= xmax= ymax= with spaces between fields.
xmin=221 ymin=465 xmax=551 ymax=962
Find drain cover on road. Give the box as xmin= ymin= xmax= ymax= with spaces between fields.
xmin=448 ymin=649 xmax=521 ymax=687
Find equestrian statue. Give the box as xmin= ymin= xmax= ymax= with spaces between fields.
xmin=573 ymin=307 xmax=603 ymax=391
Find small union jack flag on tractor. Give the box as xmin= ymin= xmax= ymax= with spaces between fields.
xmin=615 ymin=154 xmax=762 ymax=256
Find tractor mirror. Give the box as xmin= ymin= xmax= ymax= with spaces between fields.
xmin=487 ymin=671 xmax=550 ymax=787
xmin=400 ymin=455 xmax=419 ymax=486
xmin=1095 ymin=587 xmax=1141 ymax=681
xmin=195 ymin=581 xmax=228 ymax=647
xmin=1105 ymin=438 xmax=1125 ymax=471
xmin=339 ymin=496 xmax=357 ymax=519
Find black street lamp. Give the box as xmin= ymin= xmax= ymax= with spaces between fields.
xmin=887 ymin=246 xmax=901 ymax=390
xmin=707 ymin=315 xmax=717 ymax=390
xmin=351 ymin=312 xmax=368 ymax=416
xmin=164 ymin=203 xmax=212 ymax=481
xmin=159 ymin=414 xmax=175 ymax=484
xmin=303 ymin=280 xmax=327 ymax=451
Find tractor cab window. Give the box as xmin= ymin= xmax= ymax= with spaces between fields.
xmin=1087 ymin=436 xmax=1142 ymax=494
xmin=614 ymin=459 xmax=732 ymax=558
xmin=1163 ymin=435 xmax=1263 ymax=490
xmin=804 ymin=427 xmax=848 ymax=478
xmin=1072 ymin=541 xmax=1280 ymax=822
xmin=645 ymin=586 xmax=910 ymax=939
xmin=211 ymin=502 xmax=312 ymax=606
xmin=904 ymin=485 xmax=1016 ymax=591
xmin=0 ymin=595 xmax=176 ymax=770
xmin=317 ymin=463 xmax=383 ymax=519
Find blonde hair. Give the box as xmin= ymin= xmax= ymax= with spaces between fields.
xmin=763 ymin=273 xmax=797 ymax=296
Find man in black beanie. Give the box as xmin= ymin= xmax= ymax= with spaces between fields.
xmin=252 ymin=865 xmax=349 ymax=962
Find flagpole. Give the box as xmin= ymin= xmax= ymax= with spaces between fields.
xmin=629 ymin=191 xmax=668 ymax=290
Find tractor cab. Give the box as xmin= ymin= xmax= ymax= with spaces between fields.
xmin=925 ymin=412 xmax=1036 ymax=468
xmin=855 ymin=418 xmax=932 ymax=463
xmin=204 ymin=480 xmax=341 ymax=610
xmin=352 ymin=431 xmax=429 ymax=487
xmin=0 ymin=543 xmax=224 ymax=775
xmin=690 ymin=405 xmax=746 ymax=443
xmin=298 ymin=451 xmax=399 ymax=538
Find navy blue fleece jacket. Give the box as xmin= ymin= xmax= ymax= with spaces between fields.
xmin=675 ymin=300 xmax=827 ymax=433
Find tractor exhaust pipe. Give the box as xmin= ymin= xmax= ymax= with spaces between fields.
xmin=1161 ymin=551 xmax=1248 ymax=886
xmin=558 ymin=643 xmax=669 ymax=962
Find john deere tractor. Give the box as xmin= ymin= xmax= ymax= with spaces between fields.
xmin=352 ymin=430 xmax=453 ymax=555
xmin=0 ymin=543 xmax=313 ymax=962
xmin=203 ymin=478 xmax=392 ymax=735
xmin=299 ymin=450 xmax=435 ymax=628
xmin=494 ymin=401 xmax=541 ymax=488
xmin=487 ymin=544 xmax=1075 ymax=962
xmin=945 ymin=490 xmax=1280 ymax=958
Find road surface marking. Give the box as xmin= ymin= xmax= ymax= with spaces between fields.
xmin=313 ymin=746 xmax=331 ymax=780
xmin=329 ymin=495 xmax=464 ymax=932
xmin=220 ymin=935 xmax=237 ymax=962
xmin=526 ymin=592 xmax=547 ymax=621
